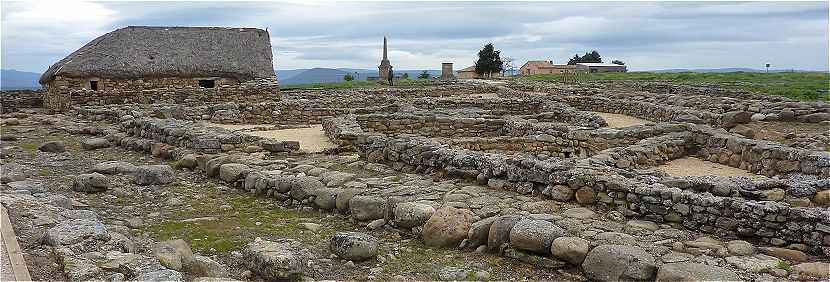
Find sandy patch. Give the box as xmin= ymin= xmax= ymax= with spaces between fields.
xmin=591 ymin=112 xmax=650 ymax=128
xmin=658 ymin=157 xmax=765 ymax=179
xmin=244 ymin=125 xmax=336 ymax=153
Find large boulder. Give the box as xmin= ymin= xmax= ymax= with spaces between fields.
xmin=551 ymin=237 xmax=590 ymax=265
xmin=185 ymin=255 xmax=230 ymax=278
xmin=45 ymin=218 xmax=110 ymax=246
xmin=792 ymin=262 xmax=830 ymax=279
xmin=329 ymin=232 xmax=379 ymax=261
xmin=487 ymin=215 xmax=522 ymax=253
xmin=134 ymin=165 xmax=175 ymax=185
xmin=153 ymin=239 xmax=195 ymax=271
xmin=759 ymin=247 xmax=808 ymax=263
xmin=582 ymin=245 xmax=656 ymax=281
xmin=393 ymin=202 xmax=436 ymax=228
xmin=38 ymin=141 xmax=66 ymax=153
xmin=656 ymin=262 xmax=740 ymax=282
xmin=422 ymin=207 xmax=476 ymax=248
xmin=721 ymin=111 xmax=752 ymax=128
xmin=467 ymin=217 xmax=498 ymax=248
xmin=509 ymin=219 xmax=565 ymax=254
xmin=80 ymin=138 xmax=111 ymax=150
xmin=219 ymin=163 xmax=250 ymax=183
xmin=290 ymin=176 xmax=324 ymax=200
xmin=349 ymin=195 xmax=387 ymax=221
xmin=71 ymin=173 xmax=110 ymax=193
xmin=311 ymin=188 xmax=338 ymax=210
xmin=242 ymin=238 xmax=309 ymax=280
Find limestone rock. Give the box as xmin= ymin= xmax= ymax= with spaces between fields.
xmin=725 ymin=254 xmax=781 ymax=273
xmin=551 ymin=237 xmax=590 ymax=265
xmin=38 ymin=141 xmax=66 ymax=153
xmin=582 ymin=245 xmax=656 ymax=282
xmin=80 ymin=138 xmax=111 ymax=150
xmin=219 ymin=163 xmax=250 ymax=183
xmin=509 ymin=218 xmax=564 ymax=254
xmin=185 ymin=255 xmax=230 ymax=278
xmin=329 ymin=232 xmax=379 ymax=261
xmin=153 ymin=239 xmax=194 ymax=271
xmin=575 ymin=187 xmax=596 ymax=204
xmin=349 ymin=195 xmax=386 ymax=221
xmin=45 ymin=218 xmax=109 ymax=246
xmin=547 ymin=185 xmax=573 ymax=201
xmin=792 ymin=262 xmax=830 ymax=279
xmin=71 ymin=173 xmax=110 ymax=193
xmin=290 ymin=176 xmax=324 ymax=201
xmin=726 ymin=240 xmax=754 ymax=256
xmin=467 ymin=217 xmax=497 ymax=248
xmin=623 ymin=220 xmax=659 ymax=235
xmin=562 ymin=207 xmax=596 ymax=219
xmin=656 ymin=262 xmax=741 ymax=282
xmin=422 ymin=207 xmax=475 ymax=248
xmin=393 ymin=202 xmax=436 ymax=228
xmin=759 ymin=247 xmax=808 ymax=263
xmin=311 ymin=188 xmax=338 ymax=210
xmin=242 ymin=238 xmax=308 ymax=280
xmin=487 ymin=215 xmax=522 ymax=253
xmin=134 ymin=165 xmax=175 ymax=185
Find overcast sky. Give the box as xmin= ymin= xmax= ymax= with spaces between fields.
xmin=2 ymin=1 xmax=828 ymax=72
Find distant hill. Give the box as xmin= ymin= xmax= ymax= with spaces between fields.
xmin=280 ymin=68 xmax=350 ymax=85
xmin=275 ymin=69 xmax=309 ymax=81
xmin=1 ymin=69 xmax=41 ymax=90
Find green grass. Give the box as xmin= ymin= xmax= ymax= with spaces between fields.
xmin=142 ymin=182 xmax=351 ymax=254
xmin=280 ymin=79 xmax=435 ymax=90
xmin=521 ymin=71 xmax=830 ymax=101
xmin=777 ymin=260 xmax=792 ymax=272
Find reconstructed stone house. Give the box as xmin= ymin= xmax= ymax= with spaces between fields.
xmin=40 ymin=26 xmax=279 ymax=111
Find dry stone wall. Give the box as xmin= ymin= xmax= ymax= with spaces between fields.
xmin=43 ymin=76 xmax=280 ymax=112
xmin=1 ymin=90 xmax=43 ymax=113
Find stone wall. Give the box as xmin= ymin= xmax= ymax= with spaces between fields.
xmin=321 ymin=114 xmax=830 ymax=253
xmin=1 ymin=90 xmax=43 ymax=113
xmin=44 ymin=76 xmax=280 ymax=112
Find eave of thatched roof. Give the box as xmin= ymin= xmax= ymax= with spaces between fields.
xmin=40 ymin=26 xmax=275 ymax=84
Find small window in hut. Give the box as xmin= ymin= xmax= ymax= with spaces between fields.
xmin=89 ymin=80 xmax=99 ymax=91
xmin=198 ymin=79 xmax=215 ymax=88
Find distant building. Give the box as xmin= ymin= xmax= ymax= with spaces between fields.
xmin=520 ymin=60 xmax=554 ymax=75
xmin=576 ymin=63 xmax=627 ymax=73
xmin=456 ymin=66 xmax=503 ymax=79
xmin=521 ymin=61 xmax=590 ymax=75
xmin=378 ymin=36 xmax=393 ymax=80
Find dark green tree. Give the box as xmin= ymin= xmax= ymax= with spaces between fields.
xmin=567 ymin=54 xmax=581 ymax=65
xmin=474 ymin=43 xmax=504 ymax=78
xmin=418 ymin=70 xmax=430 ymax=79
xmin=612 ymin=60 xmax=625 ymax=65
xmin=401 ymin=73 xmax=410 ymax=80
xmin=343 ymin=73 xmax=354 ymax=81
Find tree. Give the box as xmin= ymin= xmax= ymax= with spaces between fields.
xmin=474 ymin=43 xmax=504 ymax=78
xmin=567 ymin=54 xmax=581 ymax=65
xmin=343 ymin=73 xmax=354 ymax=81
xmin=401 ymin=73 xmax=410 ymax=80
xmin=502 ymin=57 xmax=515 ymax=76
xmin=418 ymin=70 xmax=430 ymax=79
xmin=612 ymin=60 xmax=625 ymax=65
xmin=568 ymin=50 xmax=603 ymax=64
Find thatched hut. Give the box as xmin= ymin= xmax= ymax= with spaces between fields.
xmin=40 ymin=26 xmax=277 ymax=91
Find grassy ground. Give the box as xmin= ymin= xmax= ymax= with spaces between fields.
xmin=521 ymin=71 xmax=830 ymax=101
xmin=280 ymin=79 xmax=435 ymax=90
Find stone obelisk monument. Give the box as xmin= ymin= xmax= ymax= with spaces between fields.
xmin=378 ymin=36 xmax=393 ymax=80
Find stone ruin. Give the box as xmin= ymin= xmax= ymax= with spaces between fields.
xmin=1 ymin=79 xmax=829 ymax=281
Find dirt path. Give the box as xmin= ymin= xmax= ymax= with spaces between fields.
xmin=244 ymin=125 xmax=336 ymax=153
xmin=590 ymin=112 xmax=650 ymax=128
xmin=658 ymin=157 xmax=766 ymax=179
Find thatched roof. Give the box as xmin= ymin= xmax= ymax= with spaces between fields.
xmin=40 ymin=26 xmax=275 ymax=84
